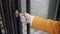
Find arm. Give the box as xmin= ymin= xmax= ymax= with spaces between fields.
xmin=31 ymin=16 xmax=60 ymax=34
xmin=20 ymin=13 xmax=60 ymax=34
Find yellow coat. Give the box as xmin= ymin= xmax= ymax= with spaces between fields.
xmin=32 ymin=16 xmax=60 ymax=34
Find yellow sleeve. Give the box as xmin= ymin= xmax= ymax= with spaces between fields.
xmin=32 ymin=16 xmax=60 ymax=34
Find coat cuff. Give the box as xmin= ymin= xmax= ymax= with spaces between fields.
xmin=30 ymin=16 xmax=34 ymax=26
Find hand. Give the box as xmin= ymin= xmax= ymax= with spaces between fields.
xmin=20 ymin=13 xmax=26 ymax=23
xmin=24 ymin=13 xmax=31 ymax=23
xmin=20 ymin=13 xmax=31 ymax=23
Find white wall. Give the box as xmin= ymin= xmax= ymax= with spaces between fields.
xmin=31 ymin=0 xmax=49 ymax=18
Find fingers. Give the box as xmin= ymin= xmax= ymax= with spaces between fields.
xmin=25 ymin=18 xmax=30 ymax=23
xmin=20 ymin=13 xmax=30 ymax=17
xmin=24 ymin=13 xmax=30 ymax=16
xmin=20 ymin=13 xmax=25 ymax=16
xmin=19 ymin=13 xmax=31 ymax=23
xmin=19 ymin=13 xmax=25 ymax=23
xmin=25 ymin=13 xmax=31 ymax=23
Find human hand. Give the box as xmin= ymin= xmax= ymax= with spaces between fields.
xmin=20 ymin=13 xmax=34 ymax=24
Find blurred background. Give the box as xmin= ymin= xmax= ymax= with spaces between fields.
xmin=0 ymin=0 xmax=60 ymax=34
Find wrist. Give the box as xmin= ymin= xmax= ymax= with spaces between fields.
xmin=30 ymin=15 xmax=34 ymax=26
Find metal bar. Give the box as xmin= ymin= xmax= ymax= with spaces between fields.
xmin=1 ymin=0 xmax=24 ymax=34
xmin=56 ymin=0 xmax=60 ymax=21
xmin=2 ymin=0 xmax=13 ymax=34
xmin=26 ymin=0 xmax=30 ymax=34
xmin=17 ymin=0 xmax=23 ymax=34
xmin=11 ymin=0 xmax=19 ymax=34
xmin=0 ymin=0 xmax=21 ymax=34
xmin=54 ymin=0 xmax=59 ymax=20
xmin=16 ymin=15 xmax=23 ymax=34
xmin=1 ymin=0 xmax=16 ymax=34
xmin=9 ymin=0 xmax=19 ymax=34
xmin=0 ymin=26 xmax=2 ymax=34
xmin=0 ymin=0 xmax=6 ymax=34
xmin=0 ymin=3 xmax=2 ymax=34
